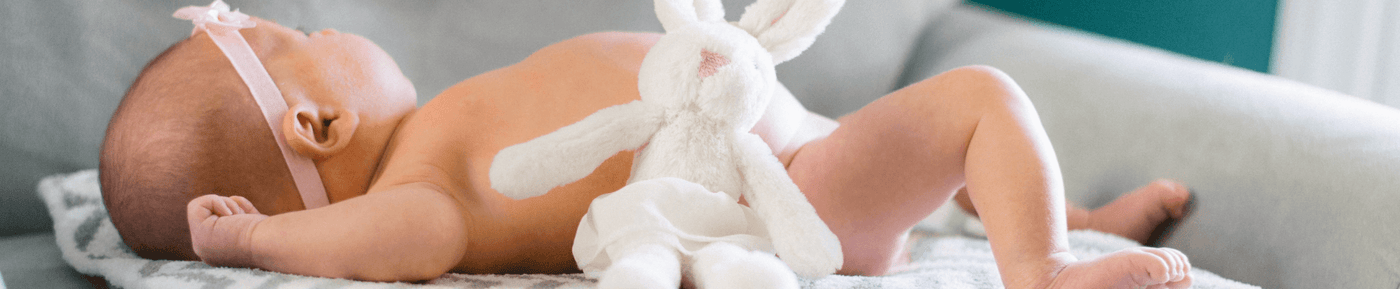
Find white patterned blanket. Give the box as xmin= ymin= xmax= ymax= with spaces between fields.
xmin=40 ymin=170 xmax=1258 ymax=288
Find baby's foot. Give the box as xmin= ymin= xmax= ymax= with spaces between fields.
xmin=1087 ymin=180 xmax=1192 ymax=245
xmin=186 ymin=194 xmax=267 ymax=268
xmin=1045 ymin=247 xmax=1192 ymax=289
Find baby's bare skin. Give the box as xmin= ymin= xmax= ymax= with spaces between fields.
xmin=370 ymin=32 xmax=830 ymax=274
xmin=185 ymin=22 xmax=1192 ymax=287
xmin=380 ymin=32 xmax=667 ymax=273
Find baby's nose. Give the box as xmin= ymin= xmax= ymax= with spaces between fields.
xmin=314 ymin=29 xmax=340 ymax=37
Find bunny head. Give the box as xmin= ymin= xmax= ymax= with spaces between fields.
xmin=638 ymin=0 xmax=844 ymax=132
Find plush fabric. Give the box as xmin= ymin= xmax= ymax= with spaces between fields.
xmin=571 ymin=178 xmax=773 ymax=274
xmin=40 ymin=170 xmax=1257 ymax=289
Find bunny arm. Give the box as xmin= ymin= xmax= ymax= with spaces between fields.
xmin=489 ymin=100 xmax=665 ymax=200
xmin=732 ymin=132 xmax=843 ymax=278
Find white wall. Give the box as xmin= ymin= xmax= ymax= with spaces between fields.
xmin=1272 ymin=0 xmax=1400 ymax=107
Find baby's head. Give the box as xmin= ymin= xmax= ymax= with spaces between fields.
xmin=100 ymin=13 xmax=415 ymax=260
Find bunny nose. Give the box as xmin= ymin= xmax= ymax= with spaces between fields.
xmin=698 ymin=49 xmax=730 ymax=79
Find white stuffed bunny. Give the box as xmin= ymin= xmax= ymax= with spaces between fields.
xmin=490 ymin=0 xmax=845 ymax=287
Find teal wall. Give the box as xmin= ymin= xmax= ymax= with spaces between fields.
xmin=967 ymin=0 xmax=1279 ymax=73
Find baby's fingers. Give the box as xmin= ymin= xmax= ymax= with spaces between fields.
xmin=188 ymin=194 xmax=240 ymax=217
xmin=187 ymin=194 xmax=225 ymax=224
xmin=221 ymin=197 xmax=245 ymax=215
xmin=230 ymin=196 xmax=260 ymax=214
xmin=210 ymin=196 xmax=237 ymax=216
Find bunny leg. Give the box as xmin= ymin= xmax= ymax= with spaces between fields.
xmin=597 ymin=241 xmax=683 ymax=289
xmin=689 ymin=242 xmax=798 ymax=289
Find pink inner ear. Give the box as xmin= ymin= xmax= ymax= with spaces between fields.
xmin=698 ymin=49 xmax=731 ymax=79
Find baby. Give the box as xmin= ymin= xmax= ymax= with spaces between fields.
xmin=100 ymin=2 xmax=1194 ymax=288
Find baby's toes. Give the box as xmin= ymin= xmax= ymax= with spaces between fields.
xmin=1141 ymin=247 xmax=1190 ymax=283
xmin=1166 ymin=271 xmax=1193 ymax=289
xmin=1148 ymin=180 xmax=1192 ymax=218
xmin=1165 ymin=248 xmax=1192 ymax=282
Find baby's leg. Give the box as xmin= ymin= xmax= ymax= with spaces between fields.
xmin=186 ymin=184 xmax=468 ymax=281
xmin=954 ymin=179 xmax=1194 ymax=245
xmin=787 ymin=66 xmax=1190 ymax=288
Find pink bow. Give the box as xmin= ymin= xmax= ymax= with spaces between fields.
xmin=173 ymin=0 xmax=255 ymax=36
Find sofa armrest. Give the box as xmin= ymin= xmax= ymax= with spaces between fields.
xmin=900 ymin=5 xmax=1400 ymax=289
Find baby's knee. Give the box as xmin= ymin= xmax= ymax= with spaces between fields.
xmin=933 ymin=65 xmax=1017 ymax=94
xmin=939 ymin=64 xmax=1012 ymax=81
xmin=905 ymin=65 xmax=1032 ymax=112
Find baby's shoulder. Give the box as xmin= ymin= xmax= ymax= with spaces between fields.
xmin=429 ymin=32 xmax=655 ymax=112
xmin=522 ymin=32 xmax=661 ymax=73
xmin=547 ymin=32 xmax=661 ymax=58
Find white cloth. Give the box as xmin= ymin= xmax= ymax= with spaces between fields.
xmin=572 ymin=177 xmax=775 ymax=275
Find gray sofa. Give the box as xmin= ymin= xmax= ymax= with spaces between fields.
xmin=3 ymin=1 xmax=1398 ymax=289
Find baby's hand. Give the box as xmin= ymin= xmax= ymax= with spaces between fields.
xmin=186 ymin=194 xmax=268 ymax=268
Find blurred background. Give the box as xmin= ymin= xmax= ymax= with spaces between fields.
xmin=973 ymin=0 xmax=1278 ymax=73
xmin=971 ymin=0 xmax=1400 ymax=108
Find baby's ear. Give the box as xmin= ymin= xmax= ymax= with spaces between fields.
xmin=283 ymin=104 xmax=358 ymax=160
xmin=736 ymin=0 xmax=845 ymax=64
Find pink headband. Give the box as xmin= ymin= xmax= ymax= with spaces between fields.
xmin=174 ymin=0 xmax=330 ymax=210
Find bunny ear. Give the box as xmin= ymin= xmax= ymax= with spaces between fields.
xmin=655 ymin=0 xmax=726 ymax=32
xmin=736 ymin=0 xmax=845 ymax=64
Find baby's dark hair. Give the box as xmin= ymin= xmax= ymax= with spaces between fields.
xmin=101 ymin=34 xmax=303 ymax=260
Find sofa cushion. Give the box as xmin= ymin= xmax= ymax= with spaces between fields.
xmin=0 ymin=232 xmax=99 ymax=289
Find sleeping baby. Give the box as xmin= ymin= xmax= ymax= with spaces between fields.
xmin=100 ymin=1 xmax=1194 ymax=288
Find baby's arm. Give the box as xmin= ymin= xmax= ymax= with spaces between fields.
xmin=187 ymin=183 xmax=467 ymax=281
